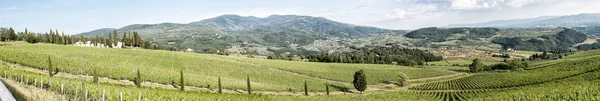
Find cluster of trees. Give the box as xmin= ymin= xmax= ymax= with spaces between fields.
xmin=576 ymin=39 xmax=600 ymax=50
xmin=404 ymin=27 xmax=499 ymax=42
xmin=469 ymin=58 xmax=528 ymax=73
xmin=493 ymin=28 xmax=587 ymax=52
xmin=0 ymin=28 xmax=18 ymax=41
xmin=491 ymin=54 xmax=511 ymax=58
xmin=529 ymin=51 xmax=574 ymax=60
xmin=0 ymin=27 xmax=177 ymax=51
xmin=297 ymin=45 xmax=443 ymax=66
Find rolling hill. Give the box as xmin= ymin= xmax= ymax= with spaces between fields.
xmin=79 ymin=14 xmax=406 ymax=55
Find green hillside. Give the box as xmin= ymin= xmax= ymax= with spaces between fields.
xmin=3 ymin=43 xmax=600 ymax=100
xmin=0 ymin=43 xmax=453 ymax=91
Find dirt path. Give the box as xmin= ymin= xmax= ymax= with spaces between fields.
xmin=0 ymin=78 xmax=66 ymax=100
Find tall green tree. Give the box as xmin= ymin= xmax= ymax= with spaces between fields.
xmin=180 ymin=69 xmax=185 ymax=91
xmin=93 ymin=67 xmax=99 ymax=83
xmin=304 ymin=81 xmax=308 ymax=96
xmin=113 ymin=30 xmax=119 ymax=43
xmin=218 ymin=76 xmax=222 ymax=94
xmin=135 ymin=68 xmax=142 ymax=88
xmin=7 ymin=27 xmax=16 ymax=41
xmin=353 ymin=69 xmax=367 ymax=93
xmin=246 ymin=75 xmax=251 ymax=94
xmin=469 ymin=58 xmax=484 ymax=73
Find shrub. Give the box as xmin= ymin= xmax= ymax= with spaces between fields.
xmin=397 ymin=72 xmax=409 ymax=87
xmin=469 ymin=58 xmax=484 ymax=73
xmin=353 ymin=69 xmax=367 ymax=93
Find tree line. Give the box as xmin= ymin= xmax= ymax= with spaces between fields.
xmin=270 ymin=45 xmax=443 ymax=66
xmin=0 ymin=27 xmax=176 ymax=51
xmin=492 ymin=28 xmax=587 ymax=52
xmin=469 ymin=58 xmax=528 ymax=73
xmin=404 ymin=27 xmax=499 ymax=42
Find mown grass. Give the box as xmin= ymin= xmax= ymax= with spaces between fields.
xmin=428 ymin=60 xmax=501 ymax=66
xmin=0 ymin=62 xmax=436 ymax=101
xmin=0 ymin=43 xmax=352 ymax=91
xmin=227 ymin=57 xmax=455 ymax=84
xmin=0 ymin=43 xmax=454 ymax=91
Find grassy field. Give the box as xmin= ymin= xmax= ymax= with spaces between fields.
xmin=427 ymin=60 xmax=502 ymax=66
xmin=4 ymin=42 xmax=600 ymax=100
xmin=412 ymin=50 xmax=600 ymax=90
xmin=0 ymin=43 xmax=455 ymax=91
xmin=226 ymin=56 xmax=455 ymax=84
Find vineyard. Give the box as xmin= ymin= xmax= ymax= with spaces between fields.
xmin=1 ymin=43 xmax=600 ymax=100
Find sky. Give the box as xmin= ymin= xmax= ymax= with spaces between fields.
xmin=1 ymin=0 xmax=600 ymax=34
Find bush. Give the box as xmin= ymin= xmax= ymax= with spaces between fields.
xmin=353 ymin=70 xmax=367 ymax=93
xmin=397 ymin=72 xmax=409 ymax=87
xmin=469 ymin=58 xmax=484 ymax=73
xmin=25 ymin=34 xmax=40 ymax=43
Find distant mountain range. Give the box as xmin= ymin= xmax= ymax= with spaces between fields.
xmin=447 ymin=13 xmax=600 ymax=28
xmin=79 ymin=14 xmax=406 ymax=55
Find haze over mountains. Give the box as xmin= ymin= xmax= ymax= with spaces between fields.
xmin=447 ymin=13 xmax=600 ymax=28
xmin=79 ymin=14 xmax=406 ymax=54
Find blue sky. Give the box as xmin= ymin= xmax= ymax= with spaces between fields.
xmin=1 ymin=0 xmax=600 ymax=34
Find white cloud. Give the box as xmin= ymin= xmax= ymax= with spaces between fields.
xmin=386 ymin=9 xmax=408 ymax=19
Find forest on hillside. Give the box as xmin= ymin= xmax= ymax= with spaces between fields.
xmin=296 ymin=45 xmax=443 ymax=66
xmin=492 ymin=28 xmax=587 ymax=52
xmin=404 ymin=27 xmax=499 ymax=42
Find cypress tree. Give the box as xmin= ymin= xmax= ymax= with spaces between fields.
xmin=135 ymin=68 xmax=141 ymax=88
xmin=304 ymin=81 xmax=308 ymax=96
xmin=218 ymin=76 xmax=222 ymax=94
xmin=7 ymin=27 xmax=16 ymax=41
xmin=180 ymin=69 xmax=184 ymax=91
xmin=113 ymin=30 xmax=119 ymax=43
xmin=325 ymin=83 xmax=329 ymax=95
xmin=353 ymin=69 xmax=367 ymax=93
xmin=48 ymin=56 xmax=54 ymax=77
xmin=246 ymin=75 xmax=251 ymax=94
xmin=93 ymin=67 xmax=99 ymax=83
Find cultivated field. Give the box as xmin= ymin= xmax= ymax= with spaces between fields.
xmin=2 ymin=42 xmax=600 ymax=100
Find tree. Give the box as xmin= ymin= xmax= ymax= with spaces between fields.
xmin=93 ymin=67 xmax=99 ymax=83
xmin=397 ymin=72 xmax=409 ymax=87
xmin=469 ymin=58 xmax=484 ymax=73
xmin=353 ymin=69 xmax=367 ymax=93
xmin=25 ymin=33 xmax=40 ymax=43
xmin=135 ymin=68 xmax=142 ymax=88
xmin=246 ymin=75 xmax=251 ymax=94
xmin=218 ymin=76 xmax=222 ymax=94
xmin=325 ymin=83 xmax=330 ymax=95
xmin=304 ymin=81 xmax=309 ymax=96
xmin=179 ymin=69 xmax=184 ymax=91
xmin=48 ymin=56 xmax=53 ymax=76
xmin=7 ymin=27 xmax=16 ymax=41
xmin=113 ymin=30 xmax=119 ymax=43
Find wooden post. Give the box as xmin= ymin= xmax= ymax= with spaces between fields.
xmin=85 ymin=89 xmax=88 ymax=101
xmin=120 ymin=92 xmax=123 ymax=101
xmin=40 ymin=78 xmax=43 ymax=89
xmin=102 ymin=90 xmax=105 ymax=101
xmin=138 ymin=92 xmax=141 ymax=101
xmin=61 ymin=82 xmax=64 ymax=94
xmin=34 ymin=79 xmax=37 ymax=87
